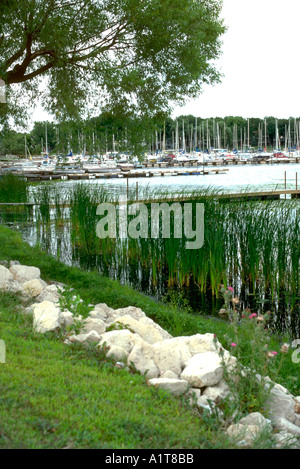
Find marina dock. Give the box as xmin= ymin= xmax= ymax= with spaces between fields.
xmin=7 ymin=167 xmax=230 ymax=182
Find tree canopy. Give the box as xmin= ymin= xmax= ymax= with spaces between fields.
xmin=0 ymin=0 xmax=225 ymax=123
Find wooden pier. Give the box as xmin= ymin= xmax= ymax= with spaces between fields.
xmin=10 ymin=167 xmax=230 ymax=182
xmin=0 ymin=188 xmax=299 ymax=212
xmin=135 ymin=189 xmax=300 ymax=204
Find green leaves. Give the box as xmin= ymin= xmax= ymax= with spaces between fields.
xmin=1 ymin=0 xmax=225 ymax=122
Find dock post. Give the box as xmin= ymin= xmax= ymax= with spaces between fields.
xmin=284 ymin=171 xmax=286 ymax=199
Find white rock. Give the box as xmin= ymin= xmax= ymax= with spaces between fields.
xmin=181 ymin=352 xmax=224 ymax=388
xmin=264 ymin=382 xmax=296 ymax=423
xmin=60 ymin=311 xmax=74 ymax=328
xmin=68 ymin=330 xmax=101 ymax=344
xmin=160 ymin=370 xmax=179 ymax=380
xmin=273 ymin=417 xmax=300 ymax=436
xmin=89 ymin=309 xmax=108 ymax=321
xmin=148 ymin=378 xmax=189 ymax=396
xmin=139 ymin=316 xmax=172 ymax=340
xmin=10 ymin=264 xmax=41 ymax=283
xmin=195 ymin=395 xmax=215 ymax=411
xmin=32 ymin=301 xmax=61 ymax=333
xmin=238 ymin=412 xmax=272 ymax=430
xmin=273 ymin=431 xmax=299 ymax=449
xmin=294 ymin=414 xmax=300 ymax=428
xmin=98 ymin=329 xmax=143 ymax=355
xmin=82 ymin=317 xmax=106 ymax=335
xmin=112 ymin=306 xmax=146 ymax=321
xmin=152 ymin=338 xmax=192 ymax=377
xmin=203 ymin=379 xmax=231 ymax=402
xmin=127 ymin=341 xmax=159 ymax=378
xmin=226 ymin=423 xmax=261 ymax=447
xmin=2 ymin=279 xmax=25 ymax=294
xmin=36 ymin=284 xmax=61 ymax=303
xmin=114 ymin=315 xmax=166 ymax=344
xmin=23 ymin=279 xmax=45 ymax=298
xmin=94 ymin=303 xmax=114 ymax=315
xmin=0 ymin=265 xmax=14 ymax=288
xmin=182 ymin=333 xmax=222 ymax=355
xmin=106 ymin=346 xmax=129 ymax=361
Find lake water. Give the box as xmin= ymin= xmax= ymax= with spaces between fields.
xmin=36 ymin=162 xmax=300 ymax=198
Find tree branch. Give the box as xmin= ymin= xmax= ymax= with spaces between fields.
xmin=7 ymin=61 xmax=55 ymax=84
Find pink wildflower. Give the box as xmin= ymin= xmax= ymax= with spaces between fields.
xmin=227 ymin=287 xmax=234 ymax=293
xmin=230 ymin=342 xmax=237 ymax=347
xmin=271 ymin=351 xmax=278 ymax=355
xmin=249 ymin=313 xmax=258 ymax=319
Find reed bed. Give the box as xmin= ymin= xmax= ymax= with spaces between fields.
xmin=26 ymin=182 xmax=300 ymax=333
xmin=0 ymin=173 xmax=30 ymax=224
xmin=0 ymin=173 xmax=27 ymax=203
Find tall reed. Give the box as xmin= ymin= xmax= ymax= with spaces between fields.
xmin=29 ymin=182 xmax=300 ymax=333
xmin=0 ymin=173 xmax=27 ymax=203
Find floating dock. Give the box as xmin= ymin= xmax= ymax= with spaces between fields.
xmin=5 ymin=167 xmax=230 ymax=182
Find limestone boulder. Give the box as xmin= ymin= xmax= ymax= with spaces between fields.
xmin=110 ymin=306 xmax=146 ymax=321
xmin=238 ymin=412 xmax=272 ymax=430
xmin=60 ymin=310 xmax=74 ymax=329
xmin=68 ymin=330 xmax=101 ymax=344
xmin=23 ymin=279 xmax=46 ymax=298
xmin=106 ymin=345 xmax=130 ymax=361
xmin=82 ymin=317 xmax=106 ymax=335
xmin=89 ymin=309 xmax=108 ymax=322
xmin=273 ymin=417 xmax=300 ymax=436
xmin=180 ymin=352 xmax=224 ymax=388
xmin=226 ymin=423 xmax=262 ymax=447
xmin=202 ymin=379 xmax=231 ymax=402
xmin=10 ymin=264 xmax=41 ymax=284
xmin=32 ymin=301 xmax=61 ymax=333
xmin=98 ymin=329 xmax=144 ymax=356
xmin=114 ymin=315 xmax=166 ymax=344
xmin=160 ymin=370 xmax=179 ymax=380
xmin=152 ymin=338 xmax=192 ymax=377
xmin=148 ymin=378 xmax=189 ymax=396
xmin=181 ymin=333 xmax=222 ymax=355
xmin=138 ymin=316 xmax=172 ymax=340
xmin=273 ymin=432 xmax=299 ymax=449
xmin=264 ymin=382 xmax=296 ymax=423
xmin=36 ymin=284 xmax=61 ymax=304
xmin=0 ymin=265 xmax=14 ymax=288
xmin=127 ymin=341 xmax=159 ymax=378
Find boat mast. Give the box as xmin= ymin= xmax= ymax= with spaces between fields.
xmin=45 ymin=122 xmax=48 ymax=157
xmin=264 ymin=118 xmax=267 ymax=150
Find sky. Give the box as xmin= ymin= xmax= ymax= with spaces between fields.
xmin=172 ymin=0 xmax=300 ymax=119
xmin=32 ymin=0 xmax=300 ymax=123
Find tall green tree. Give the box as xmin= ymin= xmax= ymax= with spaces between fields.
xmin=0 ymin=0 xmax=225 ymax=124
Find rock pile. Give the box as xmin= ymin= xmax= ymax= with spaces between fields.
xmin=1 ymin=261 xmax=299 ymax=448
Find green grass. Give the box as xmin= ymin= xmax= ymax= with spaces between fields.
xmin=0 ymin=290 xmax=238 ymax=450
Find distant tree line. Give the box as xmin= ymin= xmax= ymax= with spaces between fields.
xmin=1 ymin=114 xmax=299 ymax=157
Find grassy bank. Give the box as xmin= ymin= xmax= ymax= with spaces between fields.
xmin=0 ymin=224 xmax=299 ymax=449
xmin=1 ymin=291 xmax=235 ymax=449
